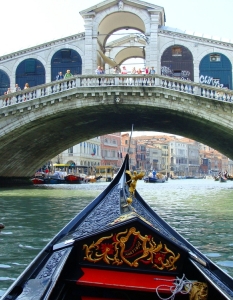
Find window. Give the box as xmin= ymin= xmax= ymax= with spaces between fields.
xmin=173 ymin=70 xmax=181 ymax=77
xmin=210 ymin=54 xmax=221 ymax=62
xmin=172 ymin=47 xmax=182 ymax=56
xmin=68 ymin=147 xmax=73 ymax=154
xmin=61 ymin=49 xmax=71 ymax=62
xmin=25 ymin=59 xmax=36 ymax=73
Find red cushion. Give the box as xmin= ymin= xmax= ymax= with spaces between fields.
xmin=77 ymin=267 xmax=175 ymax=293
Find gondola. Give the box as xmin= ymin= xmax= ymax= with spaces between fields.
xmin=2 ymin=154 xmax=233 ymax=300
xmin=219 ymin=176 xmax=227 ymax=183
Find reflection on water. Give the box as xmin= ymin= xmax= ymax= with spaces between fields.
xmin=1 ymin=179 xmax=233 ymax=296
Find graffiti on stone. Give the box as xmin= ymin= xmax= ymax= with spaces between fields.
xmin=161 ymin=66 xmax=191 ymax=80
xmin=161 ymin=66 xmax=173 ymax=76
xmin=181 ymin=70 xmax=190 ymax=78
xmin=199 ymin=75 xmax=224 ymax=88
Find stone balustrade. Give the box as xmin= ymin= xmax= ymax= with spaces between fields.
xmin=1 ymin=74 xmax=233 ymax=108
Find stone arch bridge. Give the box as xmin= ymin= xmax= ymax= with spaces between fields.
xmin=1 ymin=74 xmax=233 ymax=184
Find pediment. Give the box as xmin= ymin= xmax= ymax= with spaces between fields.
xmin=80 ymin=0 xmax=164 ymax=16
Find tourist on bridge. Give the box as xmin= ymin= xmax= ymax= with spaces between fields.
xmin=131 ymin=67 xmax=137 ymax=74
xmin=23 ymin=83 xmax=30 ymax=101
xmin=121 ymin=66 xmax=128 ymax=74
xmin=112 ymin=66 xmax=120 ymax=74
xmin=145 ymin=66 xmax=150 ymax=74
xmin=64 ymin=70 xmax=73 ymax=78
xmin=56 ymin=72 xmax=64 ymax=91
xmin=5 ymin=87 xmax=12 ymax=105
xmin=95 ymin=66 xmax=103 ymax=75
xmin=14 ymin=84 xmax=21 ymax=92
xmin=149 ymin=66 xmax=156 ymax=74
xmin=24 ymin=83 xmax=30 ymax=89
xmin=64 ymin=70 xmax=73 ymax=89
xmin=95 ymin=66 xmax=103 ymax=85
xmin=14 ymin=84 xmax=21 ymax=103
xmin=56 ymin=71 xmax=64 ymax=80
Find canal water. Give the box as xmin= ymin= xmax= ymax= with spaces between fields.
xmin=0 ymin=178 xmax=233 ymax=296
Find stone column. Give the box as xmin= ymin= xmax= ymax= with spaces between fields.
xmin=105 ymin=48 xmax=111 ymax=74
xmin=146 ymin=12 xmax=160 ymax=73
xmin=193 ymin=60 xmax=200 ymax=84
xmin=83 ymin=13 xmax=95 ymax=75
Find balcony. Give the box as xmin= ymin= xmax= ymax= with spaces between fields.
xmin=103 ymin=141 xmax=118 ymax=147
xmin=103 ymin=157 xmax=119 ymax=161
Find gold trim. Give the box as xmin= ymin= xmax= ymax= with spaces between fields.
xmin=83 ymin=227 xmax=180 ymax=271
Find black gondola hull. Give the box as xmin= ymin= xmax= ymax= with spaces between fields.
xmin=2 ymin=155 xmax=233 ymax=300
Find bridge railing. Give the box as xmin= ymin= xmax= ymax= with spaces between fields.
xmin=0 ymin=74 xmax=233 ymax=108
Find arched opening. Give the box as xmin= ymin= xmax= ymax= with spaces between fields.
xmin=16 ymin=58 xmax=45 ymax=90
xmin=199 ymin=53 xmax=232 ymax=89
xmin=51 ymin=49 xmax=82 ymax=81
xmin=99 ymin=28 xmax=148 ymax=73
xmin=161 ymin=45 xmax=194 ymax=81
xmin=98 ymin=12 xmax=145 ymax=48
xmin=96 ymin=10 xmax=147 ymax=73
xmin=0 ymin=70 xmax=10 ymax=95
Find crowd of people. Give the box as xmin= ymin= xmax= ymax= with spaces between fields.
xmin=3 ymin=82 xmax=31 ymax=105
xmin=111 ymin=65 xmax=156 ymax=75
xmin=95 ymin=65 xmax=156 ymax=75
xmin=2 ymin=66 xmax=156 ymax=105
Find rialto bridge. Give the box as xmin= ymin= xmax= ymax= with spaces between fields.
xmin=0 ymin=74 xmax=233 ymax=184
xmin=1 ymin=0 xmax=233 ymax=184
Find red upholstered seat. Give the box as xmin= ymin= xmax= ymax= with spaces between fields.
xmin=77 ymin=267 xmax=176 ymax=293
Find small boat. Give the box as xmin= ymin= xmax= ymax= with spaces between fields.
xmin=144 ymin=172 xmax=166 ymax=183
xmin=2 ymin=154 xmax=233 ymax=300
xmin=31 ymin=177 xmax=45 ymax=184
xmin=214 ymin=176 xmax=220 ymax=181
xmin=32 ymin=172 xmax=84 ymax=185
xmin=219 ymin=176 xmax=227 ymax=183
xmin=85 ymin=175 xmax=103 ymax=183
xmin=64 ymin=174 xmax=83 ymax=184
xmin=144 ymin=176 xmax=166 ymax=183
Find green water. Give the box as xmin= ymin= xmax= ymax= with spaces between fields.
xmin=0 ymin=179 xmax=233 ymax=296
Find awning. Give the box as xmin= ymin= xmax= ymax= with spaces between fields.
xmin=97 ymin=50 xmax=118 ymax=68
xmin=53 ymin=164 xmax=70 ymax=167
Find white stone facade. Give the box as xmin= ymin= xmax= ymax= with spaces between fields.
xmin=1 ymin=0 xmax=233 ymax=92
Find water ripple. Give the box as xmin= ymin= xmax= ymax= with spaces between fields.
xmin=0 ymin=179 xmax=233 ymax=293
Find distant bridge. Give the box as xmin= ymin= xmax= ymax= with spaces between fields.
xmin=1 ymin=74 xmax=233 ymax=183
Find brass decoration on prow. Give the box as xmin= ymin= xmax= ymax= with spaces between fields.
xmin=125 ymin=170 xmax=145 ymax=205
xmin=83 ymin=227 xmax=180 ymax=271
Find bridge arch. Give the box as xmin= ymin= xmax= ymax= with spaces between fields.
xmin=99 ymin=12 xmax=146 ymax=47
xmin=161 ymin=45 xmax=194 ymax=80
xmin=199 ymin=52 xmax=232 ymax=89
xmin=93 ymin=3 xmax=161 ymax=68
xmin=1 ymin=84 xmax=233 ymax=179
xmin=51 ymin=48 xmax=82 ymax=81
xmin=114 ymin=46 xmax=145 ymax=66
xmin=15 ymin=58 xmax=46 ymax=89
xmin=0 ymin=69 xmax=10 ymax=95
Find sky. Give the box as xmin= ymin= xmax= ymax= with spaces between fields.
xmin=0 ymin=0 xmax=232 ymax=57
xmin=1 ymin=0 xmax=232 ymax=138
